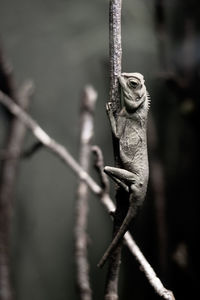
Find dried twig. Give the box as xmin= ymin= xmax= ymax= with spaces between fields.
xmin=0 ymin=90 xmax=101 ymax=195
xmin=0 ymin=142 xmax=43 ymax=160
xmin=0 ymin=81 xmax=33 ymax=300
xmin=22 ymin=141 xmax=43 ymax=158
xmin=124 ymin=232 xmax=175 ymax=300
xmin=75 ymin=86 xmax=97 ymax=300
xmin=0 ymin=49 xmax=17 ymax=300
xmin=0 ymin=90 xmax=175 ymax=299
xmin=104 ymin=1 xmax=123 ymax=299
xmin=109 ymin=0 xmax=122 ymax=111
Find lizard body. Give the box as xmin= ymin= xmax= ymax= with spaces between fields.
xmin=98 ymin=72 xmax=150 ymax=268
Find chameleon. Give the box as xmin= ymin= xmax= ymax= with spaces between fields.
xmin=98 ymin=72 xmax=150 ymax=268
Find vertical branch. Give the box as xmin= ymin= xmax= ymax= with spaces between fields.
xmin=154 ymin=0 xmax=169 ymax=275
xmin=0 ymin=47 xmax=17 ymax=300
xmin=105 ymin=1 xmax=123 ymax=300
xmin=74 ymin=86 xmax=97 ymax=300
xmin=109 ymin=0 xmax=122 ymax=111
xmin=0 ymin=81 xmax=33 ymax=300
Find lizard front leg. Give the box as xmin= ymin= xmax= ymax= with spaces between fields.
xmin=106 ymin=102 xmax=118 ymax=137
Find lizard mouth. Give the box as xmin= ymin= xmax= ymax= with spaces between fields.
xmin=136 ymin=92 xmax=145 ymax=101
xmin=122 ymin=91 xmax=144 ymax=104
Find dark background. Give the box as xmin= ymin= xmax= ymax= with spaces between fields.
xmin=0 ymin=0 xmax=199 ymax=299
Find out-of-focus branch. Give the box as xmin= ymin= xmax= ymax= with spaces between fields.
xmin=0 ymin=142 xmax=43 ymax=161
xmin=74 ymin=86 xmax=97 ymax=300
xmin=0 ymin=90 xmax=175 ymax=300
xmin=124 ymin=232 xmax=175 ymax=300
xmin=0 ymin=81 xmax=33 ymax=300
xmin=22 ymin=141 xmax=43 ymax=158
xmin=0 ymin=48 xmax=17 ymax=300
xmin=148 ymin=115 xmax=168 ymax=275
xmin=0 ymin=90 xmax=101 ymax=195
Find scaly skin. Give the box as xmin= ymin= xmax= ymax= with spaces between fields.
xmin=98 ymin=72 xmax=150 ymax=268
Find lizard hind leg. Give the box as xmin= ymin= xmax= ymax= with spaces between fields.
xmin=104 ymin=166 xmax=136 ymax=193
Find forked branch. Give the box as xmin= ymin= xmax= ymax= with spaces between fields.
xmin=74 ymin=86 xmax=97 ymax=300
xmin=0 ymin=81 xmax=33 ymax=300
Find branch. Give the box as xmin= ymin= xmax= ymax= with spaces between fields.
xmin=104 ymin=1 xmax=123 ymax=299
xmin=22 ymin=141 xmax=43 ymax=158
xmin=124 ymin=232 xmax=175 ymax=300
xmin=0 ymin=142 xmax=43 ymax=161
xmin=74 ymin=86 xmax=97 ymax=300
xmin=0 ymin=90 xmax=175 ymax=300
xmin=0 ymin=90 xmax=101 ymax=195
xmin=0 ymin=49 xmax=17 ymax=300
xmin=0 ymin=81 xmax=33 ymax=300
xmin=148 ymin=115 xmax=168 ymax=275
xmin=109 ymin=0 xmax=122 ymax=111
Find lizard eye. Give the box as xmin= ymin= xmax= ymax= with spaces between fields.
xmin=128 ymin=80 xmax=138 ymax=89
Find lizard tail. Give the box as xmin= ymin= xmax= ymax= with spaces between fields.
xmin=97 ymin=204 xmax=136 ymax=268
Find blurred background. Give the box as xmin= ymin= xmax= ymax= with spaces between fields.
xmin=0 ymin=0 xmax=200 ymax=299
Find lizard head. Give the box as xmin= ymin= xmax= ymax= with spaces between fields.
xmin=119 ymin=72 xmax=149 ymax=113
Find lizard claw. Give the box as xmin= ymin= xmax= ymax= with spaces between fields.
xmin=106 ymin=102 xmax=114 ymax=112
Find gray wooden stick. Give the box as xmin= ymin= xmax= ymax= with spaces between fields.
xmin=74 ymin=86 xmax=97 ymax=300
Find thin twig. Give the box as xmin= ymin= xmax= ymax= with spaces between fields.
xmin=0 ymin=90 xmax=101 ymax=195
xmin=154 ymin=1 xmax=170 ymax=276
xmin=0 ymin=90 xmax=175 ymax=299
xmin=0 ymin=142 xmax=43 ymax=160
xmin=124 ymin=232 xmax=175 ymax=300
xmin=22 ymin=141 xmax=43 ymax=158
xmin=105 ymin=1 xmax=123 ymax=299
xmin=109 ymin=0 xmax=122 ymax=111
xmin=0 ymin=81 xmax=33 ymax=300
xmin=75 ymin=86 xmax=97 ymax=300
xmin=0 ymin=49 xmax=18 ymax=300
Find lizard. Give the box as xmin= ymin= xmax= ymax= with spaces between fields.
xmin=98 ymin=72 xmax=150 ymax=268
